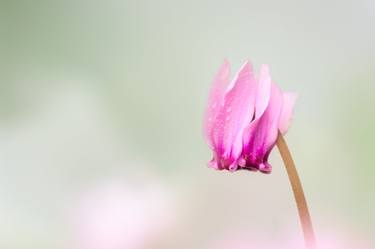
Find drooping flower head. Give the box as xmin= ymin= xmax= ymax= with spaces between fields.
xmin=203 ymin=59 xmax=297 ymax=173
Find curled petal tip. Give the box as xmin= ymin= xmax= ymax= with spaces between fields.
xmin=260 ymin=64 xmax=270 ymax=72
xmin=238 ymin=158 xmax=246 ymax=167
xmin=259 ymin=163 xmax=272 ymax=174
xmin=208 ymin=159 xmax=219 ymax=170
xmin=241 ymin=60 xmax=252 ymax=70
xmin=228 ymin=163 xmax=238 ymax=172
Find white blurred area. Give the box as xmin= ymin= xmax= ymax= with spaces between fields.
xmin=71 ymin=181 xmax=174 ymax=249
xmin=209 ymin=229 xmax=374 ymax=249
xmin=0 ymin=85 xmax=177 ymax=248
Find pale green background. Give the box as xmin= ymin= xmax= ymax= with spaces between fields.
xmin=1 ymin=0 xmax=374 ymax=248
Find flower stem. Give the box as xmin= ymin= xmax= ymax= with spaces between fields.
xmin=276 ymin=132 xmax=316 ymax=249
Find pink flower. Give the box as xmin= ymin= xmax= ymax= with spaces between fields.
xmin=203 ymin=59 xmax=297 ymax=173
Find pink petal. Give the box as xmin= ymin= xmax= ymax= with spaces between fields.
xmin=212 ymin=61 xmax=256 ymax=167
xmin=256 ymin=83 xmax=283 ymax=150
xmin=254 ymin=64 xmax=272 ymax=119
xmin=242 ymin=64 xmax=272 ymax=146
xmin=278 ymin=92 xmax=298 ymax=134
xmin=203 ymin=59 xmax=231 ymax=149
xmin=243 ymin=83 xmax=283 ymax=164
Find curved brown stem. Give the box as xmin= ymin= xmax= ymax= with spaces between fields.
xmin=276 ymin=132 xmax=316 ymax=249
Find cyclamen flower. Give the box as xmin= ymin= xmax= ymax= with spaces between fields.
xmin=203 ymin=59 xmax=297 ymax=173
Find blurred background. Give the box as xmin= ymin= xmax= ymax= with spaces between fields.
xmin=1 ymin=0 xmax=375 ymax=248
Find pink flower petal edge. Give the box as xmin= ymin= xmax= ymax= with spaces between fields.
xmin=207 ymin=61 xmax=256 ymax=171
xmin=240 ymin=83 xmax=283 ymax=173
xmin=279 ymin=92 xmax=298 ymax=135
xmin=203 ymin=59 xmax=231 ymax=149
